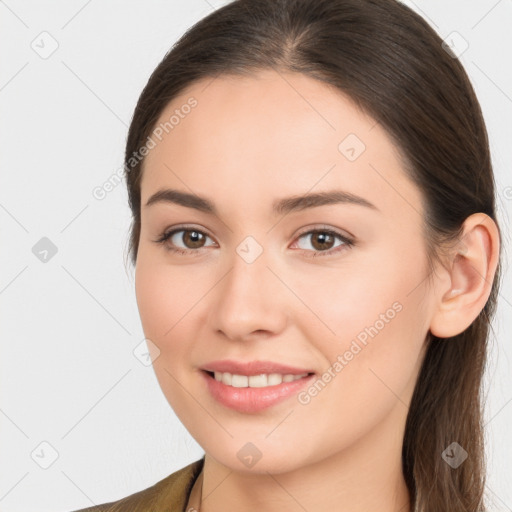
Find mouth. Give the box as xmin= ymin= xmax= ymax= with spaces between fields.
xmin=203 ymin=370 xmax=314 ymax=387
xmin=200 ymin=368 xmax=316 ymax=413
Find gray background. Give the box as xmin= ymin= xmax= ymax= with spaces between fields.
xmin=0 ymin=1 xmax=511 ymax=510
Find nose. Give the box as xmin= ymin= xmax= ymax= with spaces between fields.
xmin=208 ymin=247 xmax=289 ymax=342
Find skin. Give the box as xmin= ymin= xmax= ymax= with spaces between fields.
xmin=134 ymin=69 xmax=500 ymax=512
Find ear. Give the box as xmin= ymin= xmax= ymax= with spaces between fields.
xmin=429 ymin=213 xmax=500 ymax=339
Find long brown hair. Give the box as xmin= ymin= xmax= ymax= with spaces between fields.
xmin=122 ymin=1 xmax=503 ymax=510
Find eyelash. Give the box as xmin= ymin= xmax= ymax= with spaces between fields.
xmin=153 ymin=224 xmax=355 ymax=258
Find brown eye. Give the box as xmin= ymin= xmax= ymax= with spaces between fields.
xmin=309 ymin=232 xmax=335 ymax=251
xmin=155 ymin=227 xmax=216 ymax=254
xmin=179 ymin=230 xmax=206 ymax=249
xmin=293 ymin=228 xmax=354 ymax=258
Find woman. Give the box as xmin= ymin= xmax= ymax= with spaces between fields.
xmin=72 ymin=0 xmax=502 ymax=510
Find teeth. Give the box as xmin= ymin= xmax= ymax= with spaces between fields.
xmin=212 ymin=371 xmax=309 ymax=388
xmin=232 ymin=374 xmax=248 ymax=387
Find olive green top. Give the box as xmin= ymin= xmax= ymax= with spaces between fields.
xmin=70 ymin=457 xmax=205 ymax=512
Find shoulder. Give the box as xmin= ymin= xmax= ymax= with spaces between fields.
xmin=69 ymin=457 xmax=205 ymax=512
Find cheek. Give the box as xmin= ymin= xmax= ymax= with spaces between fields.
xmin=285 ymin=253 xmax=418 ymax=345
xmin=311 ymin=305 xmax=426 ymax=460
xmin=135 ymin=257 xmax=194 ymax=377
xmin=291 ymin=244 xmax=429 ymax=405
xmin=134 ymin=253 xmax=222 ymax=394
xmin=135 ymin=253 xmax=204 ymax=340
xmin=134 ymin=259 xmax=199 ymax=411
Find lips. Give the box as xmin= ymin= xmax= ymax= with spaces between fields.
xmin=199 ymin=359 xmax=316 ymax=413
xmin=201 ymin=359 xmax=314 ymax=376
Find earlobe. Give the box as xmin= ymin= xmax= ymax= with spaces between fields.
xmin=429 ymin=213 xmax=500 ymax=339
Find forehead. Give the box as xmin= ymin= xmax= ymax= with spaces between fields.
xmin=140 ymin=70 xmax=420 ymax=219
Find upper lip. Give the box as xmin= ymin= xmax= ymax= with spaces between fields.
xmin=201 ymin=360 xmax=314 ymax=376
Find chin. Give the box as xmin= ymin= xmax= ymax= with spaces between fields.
xmin=201 ymin=438 xmax=318 ymax=475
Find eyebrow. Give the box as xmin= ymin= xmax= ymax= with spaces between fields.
xmin=144 ymin=188 xmax=378 ymax=215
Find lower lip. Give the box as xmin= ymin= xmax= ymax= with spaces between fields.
xmin=201 ymin=370 xmax=315 ymax=413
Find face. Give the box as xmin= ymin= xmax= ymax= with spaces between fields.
xmin=135 ymin=69 xmax=435 ymax=474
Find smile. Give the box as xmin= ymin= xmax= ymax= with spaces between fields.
xmin=212 ymin=371 xmax=310 ymax=387
xmin=201 ymin=369 xmax=315 ymax=413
